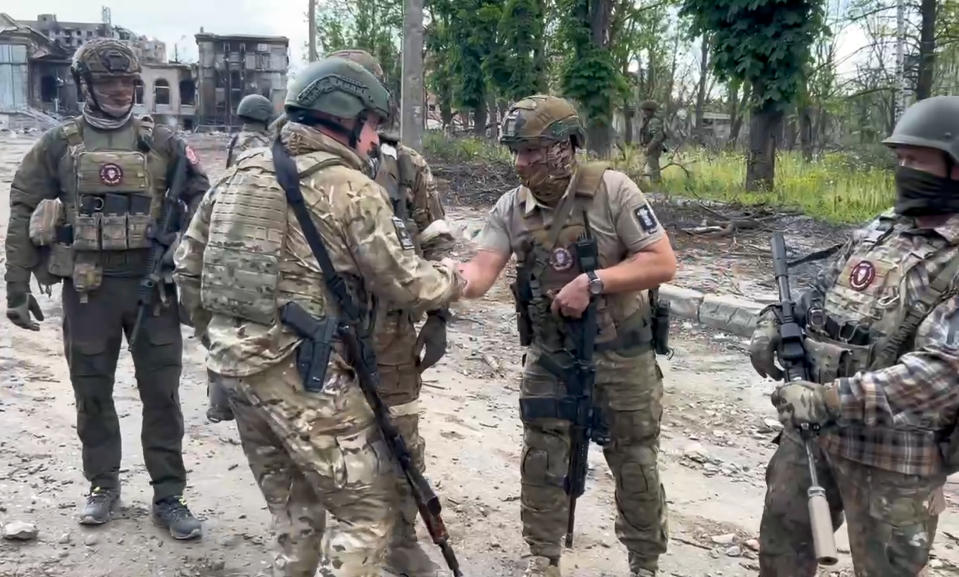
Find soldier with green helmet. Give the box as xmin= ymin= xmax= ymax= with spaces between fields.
xmin=638 ymin=100 xmax=666 ymax=183
xmin=458 ymin=94 xmax=677 ymax=577
xmin=329 ymin=47 xmax=453 ymax=577
xmin=174 ymin=56 xmax=464 ymax=577
xmin=223 ymin=94 xmax=276 ymax=168
xmin=4 ymin=38 xmax=208 ymax=539
xmin=750 ymin=96 xmax=959 ymax=575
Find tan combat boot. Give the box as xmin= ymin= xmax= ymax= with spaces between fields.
xmin=523 ymin=556 xmax=561 ymax=577
xmin=383 ymin=518 xmax=439 ymax=577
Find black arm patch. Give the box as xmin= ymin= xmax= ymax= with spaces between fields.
xmin=634 ymin=203 xmax=658 ymax=233
xmin=392 ymin=216 xmax=415 ymax=250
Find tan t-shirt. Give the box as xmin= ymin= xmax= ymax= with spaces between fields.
xmin=477 ymin=167 xmax=665 ymax=324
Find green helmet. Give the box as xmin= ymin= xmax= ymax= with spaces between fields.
xmin=237 ymin=94 xmax=275 ymax=124
xmin=883 ymin=96 xmax=959 ymax=163
xmin=640 ymin=99 xmax=659 ymax=112
xmin=500 ymin=95 xmax=586 ymax=150
xmin=328 ymin=49 xmax=385 ymax=82
xmin=285 ymin=57 xmax=390 ymax=122
xmin=71 ymin=38 xmax=141 ymax=80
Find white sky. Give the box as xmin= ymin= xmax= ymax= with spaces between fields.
xmin=0 ymin=0 xmax=312 ymax=70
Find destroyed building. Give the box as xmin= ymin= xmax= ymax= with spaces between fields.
xmin=194 ymin=31 xmax=288 ymax=128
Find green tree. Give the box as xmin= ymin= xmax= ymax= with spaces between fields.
xmin=682 ymin=0 xmax=825 ymax=190
xmin=557 ymin=0 xmax=626 ymax=156
xmin=486 ymin=0 xmax=548 ymax=103
xmin=314 ymin=0 xmax=403 ymax=95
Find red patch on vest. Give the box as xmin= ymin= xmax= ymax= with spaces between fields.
xmin=849 ymin=261 xmax=877 ymax=291
xmin=99 ymin=163 xmax=123 ymax=186
xmin=550 ymin=247 xmax=574 ymax=271
xmin=185 ymin=145 xmax=199 ymax=166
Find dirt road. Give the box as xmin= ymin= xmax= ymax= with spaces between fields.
xmin=1 ymin=132 xmax=957 ymax=577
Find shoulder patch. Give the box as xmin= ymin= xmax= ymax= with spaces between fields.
xmin=392 ymin=216 xmax=415 ymax=250
xmin=634 ymin=203 xmax=659 ymax=233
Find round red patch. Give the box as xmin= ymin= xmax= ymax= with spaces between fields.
xmin=550 ymin=247 xmax=574 ymax=271
xmin=185 ymin=145 xmax=199 ymax=166
xmin=99 ymin=163 xmax=123 ymax=186
xmin=849 ymin=261 xmax=876 ymax=291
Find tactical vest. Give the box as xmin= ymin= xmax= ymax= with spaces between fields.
xmin=375 ymin=141 xmax=421 ymax=253
xmin=804 ymin=217 xmax=959 ymax=382
xmin=55 ymin=117 xmax=170 ymax=293
xmin=200 ymin=150 xmax=338 ymax=326
xmin=513 ymin=163 xmax=653 ymax=354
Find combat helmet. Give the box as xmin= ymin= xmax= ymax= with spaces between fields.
xmin=285 ymin=57 xmax=390 ymax=147
xmin=71 ymin=38 xmax=140 ymax=116
xmin=500 ymin=95 xmax=586 ymax=151
xmin=883 ymin=96 xmax=959 ymax=163
xmin=639 ymin=100 xmax=659 ymax=112
xmin=236 ymin=94 xmax=276 ymax=125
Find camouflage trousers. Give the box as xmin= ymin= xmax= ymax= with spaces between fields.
xmin=219 ymin=356 xmax=397 ymax=577
xmin=373 ymin=311 xmax=428 ymax=547
xmin=759 ymin=430 xmax=947 ymax=577
xmin=644 ymin=152 xmax=662 ymax=183
xmin=520 ymin=346 xmax=669 ymax=572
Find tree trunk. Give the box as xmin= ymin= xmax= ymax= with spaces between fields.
xmin=799 ymin=105 xmax=814 ymax=161
xmin=694 ymin=35 xmax=709 ymax=143
xmin=473 ymin=104 xmax=487 ymax=137
xmin=746 ymin=101 xmax=782 ymax=192
xmin=401 ymin=0 xmax=425 ymax=150
xmin=487 ymin=94 xmax=499 ymax=138
xmin=916 ymin=0 xmax=937 ymax=100
xmin=624 ymin=101 xmax=634 ymax=146
xmin=728 ymin=83 xmax=749 ymax=148
xmin=589 ymin=0 xmax=612 ymax=47
xmin=663 ymin=33 xmax=680 ymax=115
xmin=588 ymin=122 xmax=612 ymax=157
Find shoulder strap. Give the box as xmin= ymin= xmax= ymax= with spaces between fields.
xmin=872 ymin=253 xmax=959 ymax=368
xmin=225 ymin=134 xmax=239 ymax=168
xmin=61 ymin=118 xmax=83 ymax=148
xmin=271 ymin=140 xmax=360 ymax=323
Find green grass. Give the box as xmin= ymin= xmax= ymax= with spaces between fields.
xmin=422 ymin=132 xmax=513 ymax=165
xmin=628 ymin=148 xmax=895 ymax=224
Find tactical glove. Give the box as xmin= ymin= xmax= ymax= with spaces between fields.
xmin=749 ymin=308 xmax=783 ymax=380
xmin=771 ymin=381 xmax=840 ymax=428
xmin=6 ymin=284 xmax=44 ymax=331
xmin=415 ymin=310 xmax=449 ymax=372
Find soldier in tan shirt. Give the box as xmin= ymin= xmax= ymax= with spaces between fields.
xmin=458 ymin=95 xmax=677 ymax=577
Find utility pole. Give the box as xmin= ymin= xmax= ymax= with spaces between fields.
xmin=308 ymin=0 xmax=317 ymax=62
xmin=401 ymin=0 xmax=424 ymax=150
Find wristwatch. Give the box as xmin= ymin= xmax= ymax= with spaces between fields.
xmin=586 ymin=271 xmax=604 ymax=295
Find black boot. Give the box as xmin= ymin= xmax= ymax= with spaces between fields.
xmin=152 ymin=496 xmax=202 ymax=540
xmin=79 ymin=486 xmax=120 ymax=526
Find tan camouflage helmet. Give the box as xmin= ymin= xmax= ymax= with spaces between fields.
xmin=328 ymin=49 xmax=385 ymax=82
xmin=639 ymin=99 xmax=659 ymax=112
xmin=500 ymin=95 xmax=586 ymax=151
xmin=71 ymin=38 xmax=141 ymax=79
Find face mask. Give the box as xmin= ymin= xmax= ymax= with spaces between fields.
xmin=894 ymin=166 xmax=959 ymax=216
xmin=517 ymin=141 xmax=575 ymax=205
xmin=90 ymin=80 xmax=135 ymax=119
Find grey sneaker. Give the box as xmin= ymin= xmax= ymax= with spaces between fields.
xmin=152 ymin=496 xmax=202 ymax=540
xmin=79 ymin=486 xmax=119 ymax=526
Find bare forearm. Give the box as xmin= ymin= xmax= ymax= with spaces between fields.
xmin=598 ymin=248 xmax=676 ymax=294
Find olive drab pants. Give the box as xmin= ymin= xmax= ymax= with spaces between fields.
xmin=373 ymin=310 xmax=428 ymax=546
xmin=62 ymin=276 xmax=186 ymax=502
xmin=759 ymin=431 xmax=946 ymax=577
xmin=520 ymin=346 xmax=669 ymax=573
xmin=221 ymin=357 xmax=397 ymax=577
